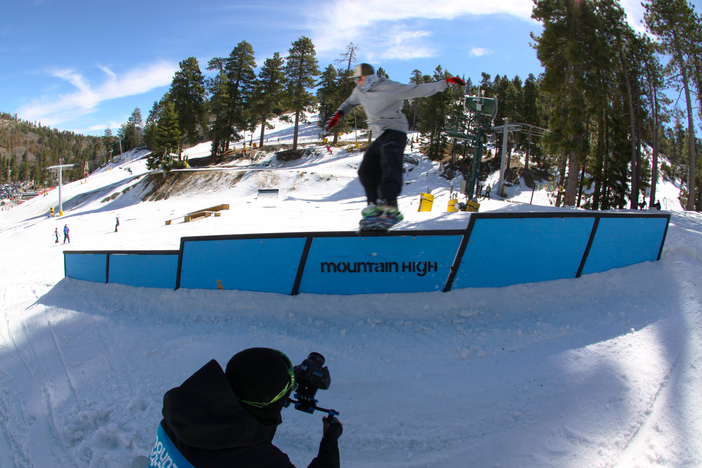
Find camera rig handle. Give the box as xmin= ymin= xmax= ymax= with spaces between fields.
xmin=287 ymin=394 xmax=339 ymax=418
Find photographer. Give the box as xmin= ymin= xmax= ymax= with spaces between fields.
xmin=149 ymin=348 xmax=342 ymax=468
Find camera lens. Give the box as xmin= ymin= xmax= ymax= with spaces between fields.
xmin=308 ymin=352 xmax=325 ymax=366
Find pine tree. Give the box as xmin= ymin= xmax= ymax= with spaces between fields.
xmin=225 ymin=41 xmax=257 ymax=146
xmin=284 ymin=36 xmax=321 ymax=150
xmin=103 ymin=128 xmax=115 ymax=161
xmin=317 ymin=64 xmax=342 ymax=135
xmin=252 ymin=52 xmax=286 ymax=148
xmin=206 ymin=58 xmax=231 ymax=156
xmin=402 ymin=69 xmax=431 ymax=132
xmin=645 ymin=0 xmax=699 ymax=210
xmin=143 ymin=97 xmax=169 ymax=151
xmin=416 ymin=66 xmax=458 ymax=161
xmin=522 ymin=74 xmax=542 ymax=170
xmin=335 ymin=42 xmax=359 ymax=74
xmin=147 ymin=101 xmax=182 ymax=169
xmin=119 ymin=108 xmax=143 ymax=152
xmin=208 ymin=41 xmax=257 ymax=155
xmin=532 ymin=0 xmax=618 ymax=206
xmin=169 ymin=57 xmax=206 ymax=146
xmin=18 ymin=151 xmax=30 ymax=181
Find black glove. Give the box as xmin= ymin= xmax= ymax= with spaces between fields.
xmin=325 ymin=111 xmax=343 ymax=130
xmin=323 ymin=416 xmax=343 ymax=441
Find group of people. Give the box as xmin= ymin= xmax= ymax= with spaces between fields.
xmin=51 ymin=217 xmax=121 ymax=244
xmin=54 ymin=225 xmax=69 ymax=244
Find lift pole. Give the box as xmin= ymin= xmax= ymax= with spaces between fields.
xmin=45 ymin=163 xmax=74 ymax=216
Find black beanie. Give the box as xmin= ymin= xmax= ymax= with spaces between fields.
xmin=225 ymin=348 xmax=293 ymax=426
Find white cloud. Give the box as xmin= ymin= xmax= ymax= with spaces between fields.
xmin=618 ymin=0 xmax=648 ymax=34
xmin=310 ymin=0 xmax=534 ymax=60
xmin=469 ymin=48 xmax=491 ymax=58
xmin=365 ymin=26 xmax=436 ymax=61
xmin=17 ymin=61 xmax=178 ymax=127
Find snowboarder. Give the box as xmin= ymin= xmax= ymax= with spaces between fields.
xmin=325 ymin=63 xmax=465 ymax=230
xmin=63 ymin=224 xmax=70 ymax=244
xmin=146 ymin=348 xmax=342 ymax=468
xmin=485 ymin=185 xmax=491 ymax=200
xmin=54 ymin=228 xmax=59 ymax=244
xmin=115 ymin=217 xmax=120 ymax=232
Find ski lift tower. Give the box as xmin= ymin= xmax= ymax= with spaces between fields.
xmin=45 ymin=163 xmax=74 ymax=216
xmin=445 ymin=92 xmax=497 ymax=200
xmin=492 ymin=122 xmax=548 ymax=197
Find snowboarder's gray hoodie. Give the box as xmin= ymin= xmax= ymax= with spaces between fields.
xmin=336 ymin=75 xmax=449 ymax=136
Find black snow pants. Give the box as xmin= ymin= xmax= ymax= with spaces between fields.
xmin=357 ymin=129 xmax=407 ymax=207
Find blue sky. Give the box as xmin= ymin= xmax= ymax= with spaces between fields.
xmin=0 ymin=0 xmax=685 ymax=137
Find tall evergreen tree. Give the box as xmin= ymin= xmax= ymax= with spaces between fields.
xmin=206 ymin=57 xmax=231 ymax=156
xmin=119 ymin=108 xmax=143 ymax=152
xmin=532 ymin=0 xmax=618 ymax=206
xmin=522 ymin=74 xmax=542 ymax=170
xmin=416 ymin=66 xmax=458 ymax=161
xmin=207 ymin=41 xmax=257 ymax=155
xmin=143 ymin=97 xmax=169 ymax=151
xmin=103 ymin=128 xmax=115 ymax=161
xmin=147 ymin=101 xmax=182 ymax=169
xmin=169 ymin=57 xmax=206 ymax=146
xmin=225 ymin=41 xmax=257 ymax=147
xmin=645 ymin=0 xmax=700 ymax=210
xmin=335 ymin=42 xmax=359 ymax=73
xmin=252 ymin=52 xmax=287 ymax=148
xmin=284 ymin=36 xmax=320 ymax=150
xmin=317 ymin=64 xmax=342 ymax=136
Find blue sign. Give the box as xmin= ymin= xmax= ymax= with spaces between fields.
xmin=179 ymin=237 xmax=307 ymax=294
xmin=298 ymin=234 xmax=463 ymax=294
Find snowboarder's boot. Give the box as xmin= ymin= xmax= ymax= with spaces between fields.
xmin=359 ymin=201 xmax=404 ymax=231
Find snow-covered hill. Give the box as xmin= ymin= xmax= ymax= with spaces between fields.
xmin=1 ymin=117 xmax=701 ymax=468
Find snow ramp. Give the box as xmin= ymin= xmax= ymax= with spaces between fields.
xmin=64 ymin=212 xmax=670 ymax=295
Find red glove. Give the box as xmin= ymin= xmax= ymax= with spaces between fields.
xmin=446 ymin=77 xmax=465 ymax=87
xmin=325 ymin=111 xmax=343 ymax=130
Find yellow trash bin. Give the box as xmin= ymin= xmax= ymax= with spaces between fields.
xmin=418 ymin=193 xmax=434 ymax=212
xmin=466 ymin=200 xmax=480 ymax=212
xmin=447 ymin=198 xmax=458 ymax=212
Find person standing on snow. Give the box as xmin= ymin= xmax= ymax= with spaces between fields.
xmin=325 ymin=63 xmax=465 ymax=229
xmin=63 ymin=224 xmax=70 ymax=244
xmin=54 ymin=227 xmax=59 ymax=244
xmin=148 ymin=348 xmax=342 ymax=468
xmin=115 ymin=217 xmax=120 ymax=233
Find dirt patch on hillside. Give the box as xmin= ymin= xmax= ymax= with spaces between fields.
xmin=140 ymin=171 xmax=244 ymax=202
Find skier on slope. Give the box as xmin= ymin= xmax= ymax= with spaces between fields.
xmin=147 ymin=348 xmax=342 ymax=468
xmin=325 ymin=63 xmax=465 ymax=230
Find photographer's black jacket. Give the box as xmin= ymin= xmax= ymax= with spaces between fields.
xmin=158 ymin=359 xmax=340 ymax=468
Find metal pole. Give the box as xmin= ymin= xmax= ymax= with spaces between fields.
xmin=498 ymin=127 xmax=508 ymax=198
xmin=45 ymin=163 xmax=73 ymax=216
xmin=58 ymin=167 xmax=63 ymax=215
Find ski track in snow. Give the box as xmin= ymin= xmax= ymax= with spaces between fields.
xmin=1 ymin=120 xmax=701 ymax=467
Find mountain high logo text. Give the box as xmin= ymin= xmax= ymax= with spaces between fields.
xmin=320 ymin=261 xmax=439 ymax=277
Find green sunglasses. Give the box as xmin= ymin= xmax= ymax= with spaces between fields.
xmin=238 ymin=350 xmax=296 ymax=408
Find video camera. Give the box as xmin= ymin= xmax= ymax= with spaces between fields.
xmin=286 ymin=352 xmax=339 ymax=418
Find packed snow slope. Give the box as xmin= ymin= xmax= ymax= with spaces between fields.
xmin=1 ymin=116 xmax=701 ymax=468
